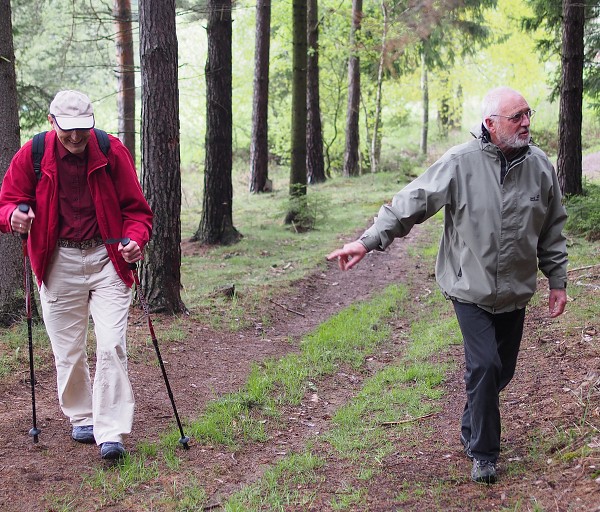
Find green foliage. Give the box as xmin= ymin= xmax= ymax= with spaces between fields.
xmin=523 ymin=0 xmax=600 ymax=106
xmin=564 ymin=182 xmax=600 ymax=241
xmin=531 ymin=125 xmax=559 ymax=156
xmin=12 ymin=0 xmax=116 ymax=134
xmin=282 ymin=187 xmax=330 ymax=232
xmin=11 ymin=0 xmax=597 ymax=172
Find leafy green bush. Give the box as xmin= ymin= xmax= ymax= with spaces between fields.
xmin=564 ymin=182 xmax=600 ymax=241
xmin=532 ymin=126 xmax=559 ymax=156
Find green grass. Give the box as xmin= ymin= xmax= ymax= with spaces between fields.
xmin=0 ymin=321 xmax=49 ymax=376
xmin=185 ymin=284 xmax=410 ymax=449
xmin=2 ymin=150 xmax=599 ymax=510
xmin=220 ymin=245 xmax=463 ymax=509
xmin=224 ymin=451 xmax=324 ymax=511
xmin=84 ymin=454 xmax=160 ymax=503
xmin=76 ymin=281 xmax=424 ymax=508
xmin=180 ymin=163 xmax=413 ymax=313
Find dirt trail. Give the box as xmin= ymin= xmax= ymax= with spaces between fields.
xmin=0 ymin=168 xmax=599 ymax=510
xmin=583 ymin=151 xmax=600 ymax=181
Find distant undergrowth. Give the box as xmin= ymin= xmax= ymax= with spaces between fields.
xmin=564 ymin=182 xmax=600 ymax=241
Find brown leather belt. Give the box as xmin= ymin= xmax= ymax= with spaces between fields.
xmin=57 ymin=238 xmax=104 ymax=249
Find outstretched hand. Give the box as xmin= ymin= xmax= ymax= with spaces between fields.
xmin=326 ymin=241 xmax=368 ymax=271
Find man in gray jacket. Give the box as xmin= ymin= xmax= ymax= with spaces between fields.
xmin=327 ymin=86 xmax=568 ymax=484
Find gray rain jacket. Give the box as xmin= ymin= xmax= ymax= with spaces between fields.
xmin=359 ymin=131 xmax=568 ymax=313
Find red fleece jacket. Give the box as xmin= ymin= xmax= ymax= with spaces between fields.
xmin=0 ymin=130 xmax=153 ymax=287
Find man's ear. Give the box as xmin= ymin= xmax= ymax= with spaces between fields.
xmin=47 ymin=114 xmax=55 ymax=128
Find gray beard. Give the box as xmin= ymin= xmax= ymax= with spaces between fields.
xmin=504 ymin=133 xmax=531 ymax=149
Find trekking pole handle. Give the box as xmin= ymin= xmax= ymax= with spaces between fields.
xmin=120 ymin=237 xmax=137 ymax=271
xmin=17 ymin=204 xmax=30 ymax=240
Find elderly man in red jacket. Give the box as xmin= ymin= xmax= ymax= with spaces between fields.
xmin=0 ymin=90 xmax=153 ymax=460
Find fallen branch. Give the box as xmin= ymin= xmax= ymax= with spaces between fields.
xmin=575 ymin=281 xmax=600 ymax=290
xmin=269 ymin=298 xmax=306 ymax=317
xmin=380 ymin=412 xmax=436 ymax=426
xmin=567 ymin=263 xmax=600 ymax=273
xmin=203 ymin=503 xmax=222 ymax=511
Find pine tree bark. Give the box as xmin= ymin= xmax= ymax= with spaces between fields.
xmin=343 ymin=0 xmax=362 ymax=177
xmin=194 ymin=0 xmax=241 ymax=244
xmin=286 ymin=0 xmax=308 ymax=224
xmin=139 ymin=0 xmax=186 ymax=313
xmin=0 ymin=0 xmax=26 ymax=326
xmin=114 ymin=0 xmax=136 ymax=161
xmin=249 ymin=0 xmax=271 ymax=193
xmin=306 ymin=0 xmax=325 ymax=185
xmin=557 ymin=0 xmax=585 ymax=196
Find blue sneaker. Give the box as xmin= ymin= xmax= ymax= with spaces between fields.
xmin=72 ymin=425 xmax=95 ymax=444
xmin=100 ymin=442 xmax=126 ymax=460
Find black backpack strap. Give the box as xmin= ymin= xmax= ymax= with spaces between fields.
xmin=31 ymin=129 xmax=111 ymax=181
xmin=93 ymin=128 xmax=111 ymax=175
xmin=93 ymin=128 xmax=110 ymax=157
xmin=32 ymin=131 xmax=48 ymax=181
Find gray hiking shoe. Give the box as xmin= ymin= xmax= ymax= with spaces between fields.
xmin=460 ymin=433 xmax=473 ymax=460
xmin=471 ymin=458 xmax=497 ymax=484
xmin=72 ymin=425 xmax=95 ymax=444
xmin=100 ymin=442 xmax=126 ymax=460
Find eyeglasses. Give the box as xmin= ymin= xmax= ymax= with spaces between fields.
xmin=490 ymin=109 xmax=535 ymax=124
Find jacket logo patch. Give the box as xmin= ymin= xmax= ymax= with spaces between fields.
xmin=530 ymin=194 xmax=540 ymax=202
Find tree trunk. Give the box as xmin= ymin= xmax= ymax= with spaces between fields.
xmin=450 ymin=84 xmax=463 ymax=130
xmin=0 ymin=0 xmax=26 ymax=326
xmin=114 ymin=0 xmax=136 ymax=161
xmin=249 ymin=0 xmax=271 ymax=194
xmin=194 ymin=0 xmax=241 ymax=245
xmin=343 ymin=0 xmax=362 ymax=177
xmin=557 ymin=0 xmax=585 ymax=196
xmin=306 ymin=0 xmax=325 ymax=185
xmin=370 ymin=1 xmax=388 ymax=173
xmin=420 ymin=52 xmax=429 ymax=155
xmin=286 ymin=0 xmax=308 ymax=225
xmin=139 ymin=0 xmax=186 ymax=314
xmin=438 ymin=75 xmax=450 ymax=139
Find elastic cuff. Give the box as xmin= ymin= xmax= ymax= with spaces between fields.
xmin=548 ymin=276 xmax=567 ymax=289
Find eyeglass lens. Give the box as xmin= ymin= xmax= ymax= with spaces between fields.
xmin=509 ymin=110 xmax=535 ymax=122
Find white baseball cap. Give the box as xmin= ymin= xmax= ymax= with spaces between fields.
xmin=49 ymin=90 xmax=95 ymax=131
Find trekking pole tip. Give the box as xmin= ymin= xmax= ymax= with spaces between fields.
xmin=29 ymin=427 xmax=41 ymax=443
xmin=179 ymin=436 xmax=190 ymax=449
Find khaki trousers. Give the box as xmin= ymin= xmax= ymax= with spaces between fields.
xmin=39 ymin=244 xmax=134 ymax=445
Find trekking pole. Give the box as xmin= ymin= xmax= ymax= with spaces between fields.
xmin=122 ymin=238 xmax=190 ymax=450
xmin=18 ymin=204 xmax=41 ymax=444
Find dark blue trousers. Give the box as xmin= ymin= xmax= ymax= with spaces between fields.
xmin=453 ymin=301 xmax=526 ymax=462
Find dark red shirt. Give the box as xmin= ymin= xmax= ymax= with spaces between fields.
xmin=56 ymin=138 xmax=100 ymax=241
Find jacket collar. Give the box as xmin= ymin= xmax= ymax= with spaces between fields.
xmin=472 ymin=123 xmax=530 ymax=161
